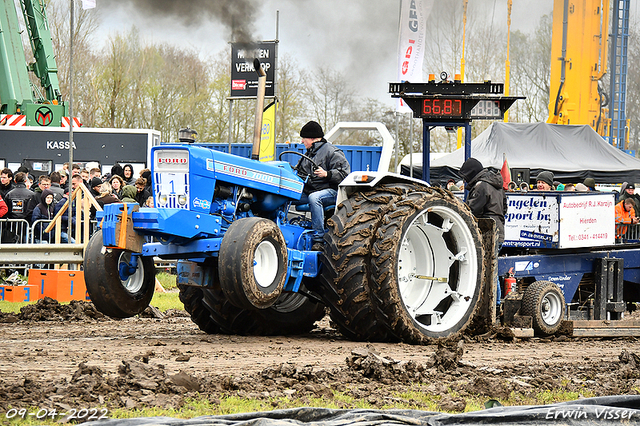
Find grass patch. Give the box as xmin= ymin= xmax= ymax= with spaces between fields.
xmin=150 ymin=291 xmax=183 ymax=312
xmin=103 ymin=387 xmax=596 ymax=420
xmin=3 ymin=382 xmax=597 ymax=424
xmin=156 ymin=271 xmax=177 ymax=290
xmin=0 ymin=299 xmax=35 ymax=313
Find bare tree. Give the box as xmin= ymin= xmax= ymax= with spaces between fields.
xmin=93 ymin=29 xmax=140 ymax=128
xmin=200 ymin=51 xmax=231 ymax=143
xmin=276 ymin=54 xmax=308 ymax=143
xmin=43 ymin=0 xmax=100 ymax=125
xmin=423 ymin=1 xmax=464 ymax=78
xmin=509 ymin=14 xmax=552 ymax=122
xmin=304 ymin=67 xmax=356 ymax=131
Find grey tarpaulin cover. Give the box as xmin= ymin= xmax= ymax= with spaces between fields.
xmin=87 ymin=395 xmax=640 ymax=425
xmin=401 ymin=122 xmax=640 ymax=186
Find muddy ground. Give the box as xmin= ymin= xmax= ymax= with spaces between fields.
xmin=1 ymin=297 xmax=640 ymax=419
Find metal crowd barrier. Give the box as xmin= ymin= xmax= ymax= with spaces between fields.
xmin=619 ymin=223 xmax=640 ymax=242
xmin=0 ymin=218 xmax=31 ymax=244
xmin=29 ymin=219 xmax=100 ymax=244
xmin=2 ymin=217 xmax=172 ymax=271
xmin=0 ymin=219 xmax=32 ymax=273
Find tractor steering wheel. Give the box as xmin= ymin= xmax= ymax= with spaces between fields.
xmin=279 ymin=151 xmax=320 ymax=178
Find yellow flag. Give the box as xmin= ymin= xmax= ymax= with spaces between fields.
xmin=259 ymin=101 xmax=276 ymax=162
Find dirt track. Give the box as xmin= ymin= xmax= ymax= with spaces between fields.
xmin=1 ymin=298 xmax=640 ymax=418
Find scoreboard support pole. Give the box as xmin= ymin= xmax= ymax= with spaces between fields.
xmin=421 ymin=120 xmax=471 ymax=185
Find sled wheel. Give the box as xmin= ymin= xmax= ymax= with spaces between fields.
xmin=84 ymin=230 xmax=155 ymax=318
xmin=371 ymin=186 xmax=484 ymax=343
xmin=219 ymin=217 xmax=287 ymax=310
xmin=521 ymin=280 xmax=565 ymax=335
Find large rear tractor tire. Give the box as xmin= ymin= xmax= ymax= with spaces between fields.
xmin=178 ymin=284 xmax=221 ymax=334
xmin=180 ymin=264 xmax=324 ymax=336
xmin=521 ymin=280 xmax=565 ymax=335
xmin=84 ymin=230 xmax=155 ymax=318
xmin=319 ymin=184 xmax=425 ymax=342
xmin=371 ymin=187 xmax=484 ymax=344
xmin=219 ymin=217 xmax=287 ymax=310
xmin=254 ymin=291 xmax=326 ymax=335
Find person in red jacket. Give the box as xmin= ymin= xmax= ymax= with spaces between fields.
xmin=0 ymin=194 xmax=7 ymax=217
xmin=615 ymin=198 xmax=639 ymax=239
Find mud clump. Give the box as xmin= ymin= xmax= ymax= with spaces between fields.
xmin=618 ymin=349 xmax=640 ymax=379
xmin=433 ymin=340 xmax=464 ymax=371
xmin=0 ymin=311 xmax=19 ymax=323
xmin=0 ymin=346 xmax=640 ymax=413
xmin=17 ymin=297 xmax=105 ymax=321
xmin=467 ymin=376 xmax=511 ymax=399
xmin=438 ymin=395 xmax=467 ymax=412
xmin=346 ymin=347 xmax=426 ymax=384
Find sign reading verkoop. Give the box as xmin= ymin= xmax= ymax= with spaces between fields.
xmin=230 ymin=42 xmax=277 ymax=98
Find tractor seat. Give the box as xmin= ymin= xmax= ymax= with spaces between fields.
xmin=295 ymin=203 xmax=335 ymax=213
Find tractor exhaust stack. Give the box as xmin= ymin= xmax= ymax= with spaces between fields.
xmin=251 ymin=58 xmax=267 ymax=160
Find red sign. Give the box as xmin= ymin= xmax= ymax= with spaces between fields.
xmin=158 ymin=158 xmax=187 ymax=164
xmin=232 ymin=80 xmax=247 ymax=91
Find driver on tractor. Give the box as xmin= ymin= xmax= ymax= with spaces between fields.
xmin=292 ymin=121 xmax=350 ymax=251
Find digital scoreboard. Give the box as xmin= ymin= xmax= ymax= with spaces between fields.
xmin=389 ymin=81 xmax=523 ymax=122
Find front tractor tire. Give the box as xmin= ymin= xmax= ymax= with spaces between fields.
xmin=84 ymin=230 xmax=155 ymax=318
xmin=370 ymin=187 xmax=485 ymax=343
xmin=219 ymin=217 xmax=287 ymax=310
xmin=521 ymin=280 xmax=565 ymax=335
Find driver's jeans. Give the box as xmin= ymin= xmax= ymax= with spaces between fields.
xmin=293 ymin=188 xmax=337 ymax=242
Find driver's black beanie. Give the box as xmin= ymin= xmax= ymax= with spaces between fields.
xmin=300 ymin=121 xmax=324 ymax=138
xmin=459 ymin=157 xmax=483 ymax=182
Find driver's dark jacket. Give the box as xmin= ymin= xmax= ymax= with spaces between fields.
xmin=296 ymin=139 xmax=350 ymax=194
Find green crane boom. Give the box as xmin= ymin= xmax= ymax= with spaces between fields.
xmin=0 ymin=0 xmax=67 ymax=126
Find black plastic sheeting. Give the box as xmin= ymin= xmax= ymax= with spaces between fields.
xmin=87 ymin=395 xmax=640 ymax=425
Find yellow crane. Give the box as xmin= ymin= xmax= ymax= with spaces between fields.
xmin=547 ymin=0 xmax=631 ymax=151
xmin=547 ymin=0 xmax=609 ymax=130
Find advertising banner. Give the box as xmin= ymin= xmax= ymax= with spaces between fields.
xmin=396 ymin=0 xmax=434 ymax=113
xmin=503 ymin=193 xmax=559 ymax=248
xmin=259 ymin=101 xmax=276 ymax=162
xmin=503 ymin=192 xmax=616 ymax=249
xmin=230 ymin=42 xmax=276 ymax=98
xmin=558 ymin=193 xmax=615 ymax=248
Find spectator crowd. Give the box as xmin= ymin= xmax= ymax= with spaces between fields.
xmin=0 ymin=163 xmax=154 ymax=242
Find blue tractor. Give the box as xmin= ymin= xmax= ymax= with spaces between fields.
xmin=84 ymin=124 xmax=487 ymax=343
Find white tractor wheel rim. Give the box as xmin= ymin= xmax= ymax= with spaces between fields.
xmin=541 ymin=291 xmax=563 ymax=325
xmin=397 ymin=205 xmax=478 ymax=333
xmin=119 ymin=251 xmax=145 ymax=293
xmin=254 ymin=240 xmax=279 ymax=288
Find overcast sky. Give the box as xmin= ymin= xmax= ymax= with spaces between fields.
xmin=93 ymin=0 xmax=637 ymax=107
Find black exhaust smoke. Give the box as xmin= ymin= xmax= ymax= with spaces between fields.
xmin=99 ymin=0 xmax=260 ymax=43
